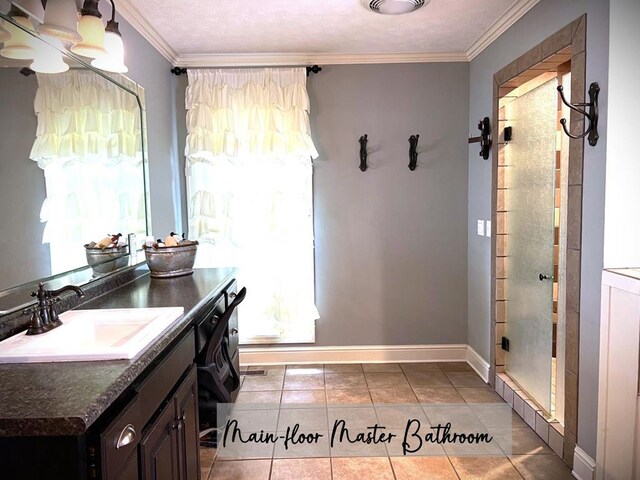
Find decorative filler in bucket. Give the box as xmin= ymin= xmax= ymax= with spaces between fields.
xmin=143 ymin=232 xmax=198 ymax=278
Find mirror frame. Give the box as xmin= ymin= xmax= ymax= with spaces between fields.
xmin=0 ymin=10 xmax=151 ymax=316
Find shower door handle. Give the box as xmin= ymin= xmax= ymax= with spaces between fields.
xmin=539 ymin=273 xmax=554 ymax=281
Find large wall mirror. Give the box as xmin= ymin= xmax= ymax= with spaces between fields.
xmin=0 ymin=6 xmax=150 ymax=314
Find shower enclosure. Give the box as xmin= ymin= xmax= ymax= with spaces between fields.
xmin=503 ymin=78 xmax=559 ymax=414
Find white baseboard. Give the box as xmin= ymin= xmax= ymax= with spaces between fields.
xmin=573 ymin=446 xmax=596 ymax=480
xmin=239 ymin=344 xmax=468 ymax=366
xmin=466 ymin=345 xmax=490 ymax=383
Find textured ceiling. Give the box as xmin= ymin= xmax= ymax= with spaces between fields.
xmin=127 ymin=0 xmax=518 ymax=55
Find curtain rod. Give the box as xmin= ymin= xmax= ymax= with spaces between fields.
xmin=170 ymin=65 xmax=323 ymax=77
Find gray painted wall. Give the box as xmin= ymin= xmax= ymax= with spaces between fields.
xmin=109 ymin=8 xmax=183 ymax=237
xmin=310 ymin=63 xmax=470 ymax=346
xmin=173 ymin=63 xmax=470 ymax=347
xmin=467 ymin=0 xmax=609 ymax=458
xmin=0 ymin=71 xmax=50 ymax=290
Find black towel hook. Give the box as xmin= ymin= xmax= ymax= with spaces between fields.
xmin=557 ymin=82 xmax=599 ymax=147
xmin=358 ymin=134 xmax=368 ymax=172
xmin=408 ymin=134 xmax=419 ymax=171
xmin=468 ymin=117 xmax=492 ymax=160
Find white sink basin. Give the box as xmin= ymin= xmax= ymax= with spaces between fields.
xmin=0 ymin=307 xmax=184 ymax=363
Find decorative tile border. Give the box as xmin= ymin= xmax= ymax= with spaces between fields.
xmin=496 ymin=372 xmax=564 ymax=458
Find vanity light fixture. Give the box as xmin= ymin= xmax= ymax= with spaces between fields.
xmin=364 ymin=0 xmax=428 ymax=15
xmin=31 ymin=37 xmax=69 ymax=74
xmin=71 ymin=0 xmax=106 ymax=58
xmin=38 ymin=0 xmax=82 ymax=45
xmin=0 ymin=6 xmax=37 ymax=60
xmin=91 ymin=0 xmax=127 ymax=73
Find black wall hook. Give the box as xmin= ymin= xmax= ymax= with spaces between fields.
xmin=408 ymin=134 xmax=419 ymax=171
xmin=468 ymin=117 xmax=492 ymax=160
xmin=358 ymin=134 xmax=368 ymax=172
xmin=557 ymin=82 xmax=599 ymax=147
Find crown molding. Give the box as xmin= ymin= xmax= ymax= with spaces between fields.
xmin=116 ymin=0 xmax=178 ymax=65
xmin=465 ymin=0 xmax=541 ymax=60
xmin=175 ymin=51 xmax=469 ymax=67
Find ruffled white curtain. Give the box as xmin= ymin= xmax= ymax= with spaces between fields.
xmin=30 ymin=71 xmax=146 ymax=274
xmin=185 ymin=68 xmax=319 ymax=344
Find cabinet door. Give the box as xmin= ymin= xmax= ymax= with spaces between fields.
xmin=140 ymin=400 xmax=179 ymax=480
xmin=175 ymin=367 xmax=200 ymax=480
xmin=113 ymin=451 xmax=139 ymax=480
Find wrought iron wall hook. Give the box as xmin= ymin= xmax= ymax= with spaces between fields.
xmin=468 ymin=117 xmax=492 ymax=160
xmin=408 ymin=134 xmax=419 ymax=171
xmin=557 ymin=82 xmax=600 ymax=147
xmin=358 ymin=134 xmax=368 ymax=172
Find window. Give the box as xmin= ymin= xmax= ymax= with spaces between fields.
xmin=185 ymin=68 xmax=319 ymax=344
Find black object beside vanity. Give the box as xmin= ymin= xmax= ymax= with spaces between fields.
xmin=0 ymin=266 xmax=241 ymax=480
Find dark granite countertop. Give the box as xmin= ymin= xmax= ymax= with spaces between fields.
xmin=0 ymin=267 xmax=236 ymax=437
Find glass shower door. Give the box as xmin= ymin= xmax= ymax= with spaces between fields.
xmin=504 ymin=78 xmax=558 ymax=413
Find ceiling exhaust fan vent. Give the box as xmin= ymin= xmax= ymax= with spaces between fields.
xmin=366 ymin=0 xmax=427 ymax=15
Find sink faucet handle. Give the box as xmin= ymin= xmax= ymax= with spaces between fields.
xmin=48 ymin=297 xmax=63 ymax=328
xmin=25 ymin=307 xmax=48 ymax=336
xmin=30 ymin=282 xmax=47 ymax=302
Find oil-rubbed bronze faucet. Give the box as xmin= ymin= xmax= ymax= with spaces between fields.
xmin=23 ymin=283 xmax=85 ymax=335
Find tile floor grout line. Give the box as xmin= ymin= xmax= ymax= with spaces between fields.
xmin=445 ymin=455 xmax=463 ymax=480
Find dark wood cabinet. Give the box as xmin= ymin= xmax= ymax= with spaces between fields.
xmin=0 ymin=271 xmax=241 ymax=480
xmin=174 ymin=368 xmax=199 ymax=480
xmin=115 ymin=453 xmax=140 ymax=480
xmin=139 ymin=366 xmax=199 ymax=480
xmin=140 ymin=393 xmax=179 ymax=480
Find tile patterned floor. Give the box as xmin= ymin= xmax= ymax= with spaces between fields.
xmin=199 ymin=362 xmax=572 ymax=479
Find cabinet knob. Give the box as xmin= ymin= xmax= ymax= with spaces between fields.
xmin=116 ymin=424 xmax=136 ymax=449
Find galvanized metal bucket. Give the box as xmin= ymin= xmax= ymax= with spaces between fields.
xmin=144 ymin=242 xmax=198 ymax=278
xmin=84 ymin=245 xmax=129 ymax=275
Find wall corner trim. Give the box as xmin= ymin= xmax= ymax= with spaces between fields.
xmin=573 ymin=445 xmax=596 ymax=480
xmin=466 ymin=345 xmax=490 ymax=383
xmin=239 ymin=344 xmax=468 ymax=366
xmin=466 ymin=0 xmax=542 ymax=60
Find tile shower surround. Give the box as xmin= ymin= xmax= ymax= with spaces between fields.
xmin=491 ymin=15 xmax=586 ymax=468
xmin=200 ymin=362 xmax=572 ymax=479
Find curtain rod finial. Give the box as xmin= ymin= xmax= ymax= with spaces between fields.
xmin=306 ymin=65 xmax=322 ymax=76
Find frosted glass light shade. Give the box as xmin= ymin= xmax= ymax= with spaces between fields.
xmin=0 ymin=15 xmax=36 ymax=60
xmin=70 ymin=14 xmax=105 ymax=58
xmin=38 ymin=0 xmax=81 ymax=44
xmin=91 ymin=30 xmax=127 ymax=73
xmin=0 ymin=22 xmax=10 ymax=43
xmin=31 ymin=39 xmax=69 ymax=74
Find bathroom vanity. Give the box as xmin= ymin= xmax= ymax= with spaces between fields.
xmin=0 ymin=266 xmax=238 ymax=480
